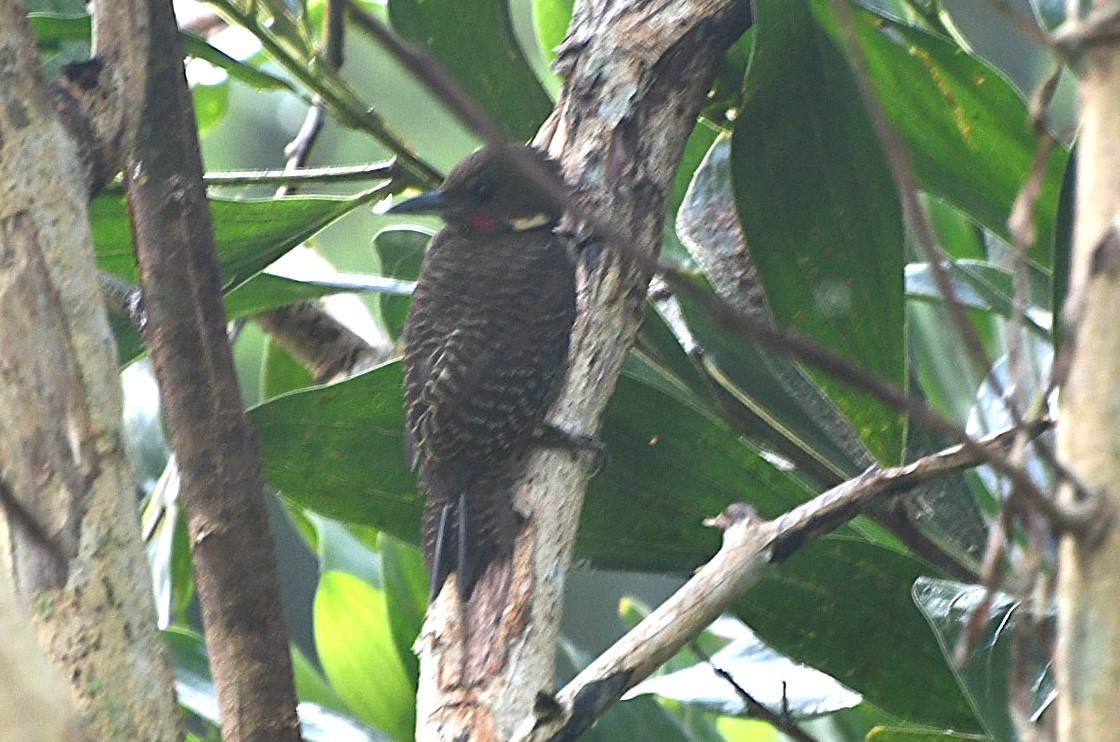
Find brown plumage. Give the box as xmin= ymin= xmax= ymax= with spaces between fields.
xmin=392 ymin=145 xmax=576 ymax=601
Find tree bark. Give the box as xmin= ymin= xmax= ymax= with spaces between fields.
xmin=1055 ymin=5 xmax=1120 ymax=740
xmin=413 ymin=1 xmax=752 ymax=739
xmin=0 ymin=0 xmax=182 ymax=737
xmin=118 ymin=0 xmax=302 ymax=736
xmin=0 ymin=567 xmax=82 ymax=741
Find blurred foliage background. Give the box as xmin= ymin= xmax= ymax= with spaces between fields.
xmin=29 ymin=0 xmax=1073 ymax=738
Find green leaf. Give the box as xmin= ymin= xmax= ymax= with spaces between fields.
xmin=108 ymin=311 xmax=146 ymax=366
xmin=631 ymin=302 xmax=714 ymax=410
xmin=251 ymin=359 xmax=824 ymax=573
xmin=1028 ymin=0 xmax=1066 ymax=31
xmin=1052 ymin=148 xmax=1074 ymax=349
xmin=735 ymin=538 xmax=980 ymax=732
xmin=913 ymin=578 xmax=1054 ymax=740
xmin=574 ymin=361 xmax=825 ymax=571
xmin=27 ymin=12 xmax=90 ymax=74
xmin=225 ymin=274 xmax=346 ymax=320
xmin=92 ymin=190 xmax=382 ymax=292
xmin=260 ymin=338 xmax=315 ymax=400
xmin=310 ymin=514 xmax=385 ymax=588
xmin=163 ymin=626 xmax=220 ymax=728
xmin=380 ymin=534 xmax=426 ymax=682
xmin=192 ymin=77 xmax=230 ymax=135
xmin=703 ymin=31 xmax=753 ymax=128
xmin=909 ymin=302 xmax=987 ymax=424
xmin=532 ymin=0 xmax=573 ymax=64
xmin=252 ymin=362 xmax=420 ymax=539
xmin=314 ymin=571 xmax=416 ymax=741
xmin=664 ymin=123 xmax=722 ymax=265
xmin=226 ymin=271 xmax=414 ymax=323
xmin=678 ymin=137 xmax=873 ymax=484
xmin=682 ymin=296 xmax=873 ymax=487
xmin=733 ymin=0 xmax=906 ymax=465
xmin=388 ymin=0 xmax=553 ymax=140
xmin=810 ymin=2 xmax=1068 ymax=264
xmin=373 ymin=227 xmax=428 ymax=341
xmin=27 ymin=11 xmax=89 ymax=42
xmin=923 ymin=195 xmax=986 ymax=261
xmin=712 ymin=716 xmax=782 ymax=741
xmin=291 ymin=644 xmax=349 ymax=717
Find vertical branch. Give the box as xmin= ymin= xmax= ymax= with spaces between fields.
xmin=1055 ymin=4 xmax=1120 ymax=741
xmin=410 ymin=1 xmax=752 ymax=739
xmin=0 ymin=0 xmax=182 ymax=737
xmin=116 ymin=0 xmax=300 ymax=737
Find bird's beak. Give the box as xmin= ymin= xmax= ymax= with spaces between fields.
xmin=387 ymin=189 xmax=455 ymax=215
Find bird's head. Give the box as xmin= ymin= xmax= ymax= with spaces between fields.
xmin=388 ymin=144 xmax=564 ymax=232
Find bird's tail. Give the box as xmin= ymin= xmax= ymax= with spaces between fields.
xmin=422 ymin=470 xmax=520 ymax=602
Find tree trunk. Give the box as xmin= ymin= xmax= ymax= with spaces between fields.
xmin=414 ymin=1 xmax=752 ymax=739
xmin=1055 ymin=4 xmax=1120 ymax=739
xmin=0 ymin=0 xmax=183 ymax=737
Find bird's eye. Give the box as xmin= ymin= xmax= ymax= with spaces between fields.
xmin=472 ymin=183 xmax=494 ymax=202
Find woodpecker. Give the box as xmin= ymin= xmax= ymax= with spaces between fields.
xmin=391 ymin=144 xmax=578 ymax=601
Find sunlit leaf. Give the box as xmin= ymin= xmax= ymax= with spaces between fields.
xmin=314 ymin=571 xmax=416 ymax=740
xmin=92 ymin=190 xmax=383 ymax=292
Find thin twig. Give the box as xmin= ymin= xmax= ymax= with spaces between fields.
xmin=202 ymin=161 xmax=399 ymax=187
xmin=687 ymin=641 xmax=819 ymax=742
xmin=1001 ymin=63 xmax=1073 ymax=496
xmin=280 ymin=0 xmax=342 ymax=193
xmin=206 ymin=0 xmax=442 ymax=186
xmin=250 ymin=0 xmax=393 ymax=381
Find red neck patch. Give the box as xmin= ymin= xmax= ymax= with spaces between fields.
xmin=464 ymin=212 xmax=500 ymax=231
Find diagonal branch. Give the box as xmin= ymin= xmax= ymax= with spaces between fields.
xmin=522 ymin=419 xmax=1051 ymax=740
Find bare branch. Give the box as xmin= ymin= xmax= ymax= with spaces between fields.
xmin=116 ymin=0 xmax=300 ymax=736
xmin=254 ymin=301 xmax=391 ymax=382
xmin=521 ymin=420 xmax=1051 ymax=739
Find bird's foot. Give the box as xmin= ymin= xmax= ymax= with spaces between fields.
xmin=532 ymin=424 xmax=608 ymax=472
